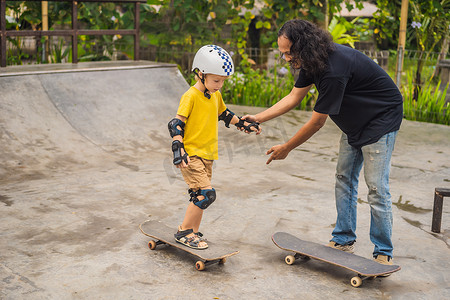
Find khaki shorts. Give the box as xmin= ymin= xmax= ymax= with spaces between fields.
xmin=180 ymin=156 xmax=213 ymax=189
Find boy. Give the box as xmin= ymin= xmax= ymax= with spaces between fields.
xmin=168 ymin=45 xmax=260 ymax=249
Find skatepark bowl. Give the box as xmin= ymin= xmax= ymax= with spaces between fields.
xmin=0 ymin=61 xmax=449 ymax=299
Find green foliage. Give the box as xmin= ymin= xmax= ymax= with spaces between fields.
xmin=5 ymin=1 xmax=123 ymax=62
xmin=370 ymin=0 xmax=402 ymax=49
xmin=140 ymin=0 xmax=253 ymax=47
xmin=6 ymin=38 xmax=29 ymax=65
xmin=221 ymin=64 xmax=317 ymax=111
xmin=408 ymin=0 xmax=450 ymax=88
xmin=402 ymin=72 xmax=450 ymax=125
xmin=409 ymin=0 xmax=450 ymax=52
xmin=230 ymin=5 xmax=257 ymax=71
xmin=76 ymin=2 xmax=132 ymax=60
xmin=139 ymin=1 xmax=256 ymax=72
xmin=371 ymin=0 xmax=449 ymax=52
xmin=6 ymin=1 xmax=72 ymax=30
xmin=328 ymin=16 xmax=360 ymax=48
xmin=50 ymin=38 xmax=71 ymax=63
xmin=4 ymin=0 xmax=367 ymax=66
xmin=257 ymin=0 xmax=365 ymax=48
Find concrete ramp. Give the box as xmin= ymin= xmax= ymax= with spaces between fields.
xmin=0 ymin=61 xmax=188 ymax=182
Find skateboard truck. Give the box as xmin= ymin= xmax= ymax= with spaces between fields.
xmin=285 ymin=253 xmax=310 ymax=264
xmin=148 ymin=240 xmax=166 ymax=250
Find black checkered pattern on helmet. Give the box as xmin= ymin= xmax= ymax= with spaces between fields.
xmin=210 ymin=45 xmax=233 ymax=76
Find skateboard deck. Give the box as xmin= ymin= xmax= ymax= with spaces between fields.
xmin=272 ymin=232 xmax=401 ymax=287
xmin=139 ymin=220 xmax=239 ymax=270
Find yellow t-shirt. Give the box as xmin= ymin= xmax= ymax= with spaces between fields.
xmin=177 ymin=86 xmax=227 ymax=160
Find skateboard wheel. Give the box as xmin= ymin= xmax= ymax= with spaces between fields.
xmin=195 ymin=261 xmax=205 ymax=271
xmin=285 ymin=255 xmax=296 ymax=265
xmin=219 ymin=257 xmax=227 ymax=264
xmin=351 ymin=276 xmax=363 ymax=288
xmin=148 ymin=240 xmax=157 ymax=250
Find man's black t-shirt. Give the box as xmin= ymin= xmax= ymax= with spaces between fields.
xmin=295 ymin=43 xmax=403 ymax=148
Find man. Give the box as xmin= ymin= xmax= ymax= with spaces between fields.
xmin=244 ymin=19 xmax=403 ymax=264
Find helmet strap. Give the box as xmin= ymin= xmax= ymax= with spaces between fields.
xmin=193 ymin=69 xmax=211 ymax=99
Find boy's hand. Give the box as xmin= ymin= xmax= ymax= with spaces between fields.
xmin=176 ymin=154 xmax=190 ymax=169
xmin=239 ymin=120 xmax=261 ymax=135
xmin=235 ymin=116 xmax=261 ymax=135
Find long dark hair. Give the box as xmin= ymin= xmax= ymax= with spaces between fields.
xmin=278 ymin=19 xmax=335 ymax=78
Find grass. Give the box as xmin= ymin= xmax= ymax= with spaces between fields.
xmin=402 ymin=73 xmax=449 ymax=125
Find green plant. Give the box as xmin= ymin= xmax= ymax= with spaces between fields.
xmin=229 ymin=4 xmax=257 ymax=72
xmin=402 ymin=72 xmax=450 ymax=125
xmin=221 ymin=64 xmax=316 ymax=110
xmin=328 ymin=16 xmax=360 ymax=48
xmin=370 ymin=0 xmax=402 ymax=49
xmin=409 ymin=0 xmax=450 ymax=95
xmin=258 ymin=0 xmax=365 ymax=48
xmin=50 ymin=38 xmax=70 ymax=63
xmin=6 ymin=38 xmax=29 ymax=65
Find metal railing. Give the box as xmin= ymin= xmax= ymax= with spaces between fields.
xmin=0 ymin=0 xmax=146 ymax=67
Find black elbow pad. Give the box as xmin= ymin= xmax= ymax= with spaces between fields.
xmin=168 ymin=118 xmax=185 ymax=138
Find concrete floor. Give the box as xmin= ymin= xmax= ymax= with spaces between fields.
xmin=0 ymin=62 xmax=449 ymax=299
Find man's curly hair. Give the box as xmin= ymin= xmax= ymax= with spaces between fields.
xmin=278 ymin=19 xmax=335 ymax=78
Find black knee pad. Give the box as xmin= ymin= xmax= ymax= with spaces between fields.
xmin=189 ymin=188 xmax=216 ymax=210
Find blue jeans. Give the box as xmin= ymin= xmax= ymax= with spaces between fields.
xmin=331 ymin=131 xmax=398 ymax=258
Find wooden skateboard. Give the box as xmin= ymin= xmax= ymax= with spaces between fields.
xmin=272 ymin=232 xmax=401 ymax=287
xmin=139 ymin=220 xmax=239 ymax=271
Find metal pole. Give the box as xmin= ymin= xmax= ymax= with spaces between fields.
xmin=432 ymin=188 xmax=450 ymax=233
xmin=396 ymin=47 xmax=404 ymax=86
xmin=395 ymin=0 xmax=409 ymax=87
xmin=134 ymin=1 xmax=140 ymax=61
xmin=42 ymin=1 xmax=48 ymax=62
xmin=72 ymin=1 xmax=78 ymax=64
xmin=1 ymin=0 xmax=6 ymax=67
xmin=431 ymin=190 xmax=444 ymax=233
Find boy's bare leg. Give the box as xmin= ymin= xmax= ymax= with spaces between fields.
xmin=181 ymin=202 xmax=203 ymax=232
xmin=180 ymin=186 xmax=211 ymax=248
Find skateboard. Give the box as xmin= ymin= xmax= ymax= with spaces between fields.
xmin=272 ymin=232 xmax=401 ymax=287
xmin=139 ymin=220 xmax=239 ymax=271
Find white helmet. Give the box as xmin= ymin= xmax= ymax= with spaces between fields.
xmin=192 ymin=45 xmax=234 ymax=76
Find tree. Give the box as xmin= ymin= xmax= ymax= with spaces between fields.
xmin=256 ymin=0 xmax=363 ymax=48
xmin=409 ymin=0 xmax=450 ymax=97
xmin=370 ymin=0 xmax=402 ymax=50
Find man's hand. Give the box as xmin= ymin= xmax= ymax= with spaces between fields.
xmin=266 ymin=143 xmax=290 ymax=164
xmin=241 ymin=114 xmax=257 ymax=122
